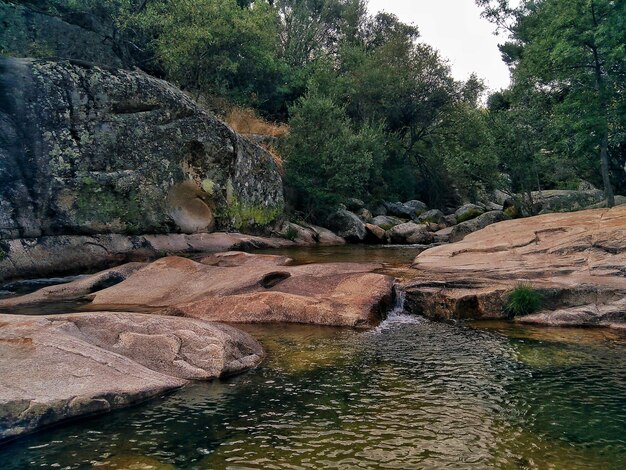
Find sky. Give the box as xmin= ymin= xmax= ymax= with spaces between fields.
xmin=367 ymin=0 xmax=511 ymax=91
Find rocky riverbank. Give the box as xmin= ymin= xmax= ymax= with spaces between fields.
xmin=0 ymin=251 xmax=395 ymax=442
xmin=403 ymin=205 xmax=626 ymax=329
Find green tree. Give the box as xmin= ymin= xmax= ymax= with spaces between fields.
xmin=283 ymin=91 xmax=385 ymax=219
xmin=135 ymin=0 xmax=280 ymax=108
xmin=478 ymin=0 xmax=626 ymax=206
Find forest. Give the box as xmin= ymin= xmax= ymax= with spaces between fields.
xmin=11 ymin=0 xmax=626 ymax=221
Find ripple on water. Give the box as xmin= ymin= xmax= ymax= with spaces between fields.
xmin=2 ymin=319 xmax=625 ymax=469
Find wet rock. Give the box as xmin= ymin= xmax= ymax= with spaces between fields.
xmin=0 ymin=312 xmax=263 ymax=442
xmin=386 ymin=223 xmax=434 ymax=245
xmin=325 ymin=209 xmax=366 ymax=242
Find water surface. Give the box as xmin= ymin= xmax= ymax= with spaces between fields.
xmin=3 ymin=317 xmax=625 ymax=469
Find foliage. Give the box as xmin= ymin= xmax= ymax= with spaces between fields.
xmin=283 ymin=91 xmax=385 ymax=220
xmin=135 ymin=0 xmax=281 ymax=108
xmin=477 ymin=0 xmax=626 ymax=203
xmin=505 ymin=283 xmax=543 ymax=317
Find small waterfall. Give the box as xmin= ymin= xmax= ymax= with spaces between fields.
xmin=388 ymin=285 xmax=407 ymax=319
xmin=373 ymin=285 xmax=423 ymax=332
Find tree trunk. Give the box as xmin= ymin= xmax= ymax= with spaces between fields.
xmin=600 ymin=132 xmax=615 ymax=207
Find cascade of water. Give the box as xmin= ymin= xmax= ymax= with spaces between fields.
xmin=373 ymin=285 xmax=423 ymax=332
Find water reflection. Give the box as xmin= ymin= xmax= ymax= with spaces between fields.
xmin=2 ymin=320 xmax=625 ymax=469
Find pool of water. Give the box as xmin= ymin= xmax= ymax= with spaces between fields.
xmin=3 ymin=317 xmax=625 ymax=469
xmin=253 ymin=245 xmax=422 ymax=267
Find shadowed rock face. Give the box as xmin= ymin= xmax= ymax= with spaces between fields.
xmin=0 ymin=57 xmax=283 ymax=240
xmin=404 ymin=206 xmax=626 ymax=328
xmin=0 ymin=312 xmax=264 ymax=443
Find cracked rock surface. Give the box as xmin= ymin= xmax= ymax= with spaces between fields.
xmin=404 ymin=206 xmax=626 ymax=328
xmin=0 ymin=313 xmax=263 ymax=442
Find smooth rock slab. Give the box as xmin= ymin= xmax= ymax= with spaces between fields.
xmin=86 ymin=256 xmax=395 ymax=328
xmin=406 ymin=206 xmax=626 ymax=328
xmin=0 ymin=313 xmax=263 ymax=442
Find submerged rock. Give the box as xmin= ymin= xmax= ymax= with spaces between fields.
xmin=0 ymin=312 xmax=263 ymax=442
xmin=0 ymin=57 xmax=283 ymax=240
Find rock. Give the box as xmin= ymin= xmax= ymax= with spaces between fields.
xmin=517 ymin=299 xmax=626 ymax=329
xmin=277 ymin=222 xmax=317 ymax=245
xmin=0 ymin=3 xmax=124 ymax=67
xmin=417 ymin=209 xmax=445 ymax=225
xmin=384 ymin=201 xmax=427 ymax=220
xmin=0 ymin=312 xmax=263 ymax=442
xmin=455 ymin=204 xmax=485 ymax=223
xmin=356 ymin=208 xmax=373 ymax=223
xmin=449 ymin=211 xmax=511 ymax=243
xmin=578 ymin=180 xmax=597 ymax=191
xmin=372 ymin=204 xmax=387 ymax=216
xmin=405 ymin=205 xmax=626 ymax=328
xmin=442 ymin=214 xmax=458 ymax=227
xmin=325 ymin=209 xmax=367 ymax=242
xmin=198 ymin=251 xmax=292 ymax=267
xmin=434 ymin=226 xmax=454 ymax=244
xmin=371 ymin=215 xmax=405 ymax=229
xmin=310 ymin=225 xmax=347 ymax=245
xmin=0 ymin=58 xmax=283 ymax=240
xmin=534 ymin=189 xmax=606 ymax=214
xmin=364 ymin=224 xmax=386 ymax=244
xmin=0 ymin=262 xmax=146 ymax=309
xmin=76 ymin=256 xmax=395 ymax=328
xmin=0 ymin=232 xmax=295 ymax=284
xmin=386 ymin=223 xmax=435 ymax=245
xmin=345 ymin=198 xmax=365 ymax=212
xmin=586 ymin=195 xmax=626 ymax=209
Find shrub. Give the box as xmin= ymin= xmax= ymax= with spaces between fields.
xmin=505 ymin=283 xmax=543 ymax=317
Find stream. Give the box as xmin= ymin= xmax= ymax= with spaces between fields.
xmin=1 ymin=246 xmax=625 ymax=469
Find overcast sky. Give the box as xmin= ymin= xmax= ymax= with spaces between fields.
xmin=367 ymin=0 xmax=511 ymax=91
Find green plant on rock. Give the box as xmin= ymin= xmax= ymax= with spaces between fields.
xmin=505 ymin=283 xmax=543 ymax=317
xmin=284 ymin=225 xmax=299 ymax=242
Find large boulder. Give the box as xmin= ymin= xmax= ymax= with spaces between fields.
xmin=450 ymin=211 xmax=511 ymax=242
xmin=533 ymin=189 xmax=606 ymax=214
xmin=0 ymin=2 xmax=124 ymax=67
xmin=325 ymin=209 xmax=367 ymax=242
xmin=0 ymin=58 xmax=284 ymax=240
xmin=455 ymin=203 xmax=485 ymax=223
xmin=384 ymin=201 xmax=427 ymax=220
xmin=387 ymin=222 xmax=434 ymax=245
xmin=0 ymin=312 xmax=263 ymax=442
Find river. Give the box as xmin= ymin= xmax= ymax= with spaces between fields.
xmin=1 ymin=247 xmax=625 ymax=469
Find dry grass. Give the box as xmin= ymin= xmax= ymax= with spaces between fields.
xmin=226 ymin=108 xmax=289 ymax=137
xmin=262 ymin=143 xmax=285 ymax=175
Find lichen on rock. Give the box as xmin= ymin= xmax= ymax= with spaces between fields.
xmin=0 ymin=57 xmax=284 ymax=239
